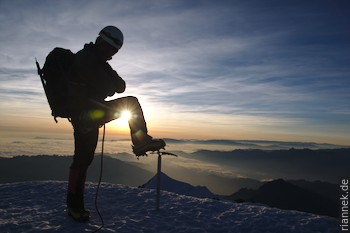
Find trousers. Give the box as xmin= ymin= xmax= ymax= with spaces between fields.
xmin=67 ymin=96 xmax=148 ymax=208
xmin=70 ymin=96 xmax=148 ymax=169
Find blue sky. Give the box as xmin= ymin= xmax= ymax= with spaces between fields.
xmin=0 ymin=0 xmax=349 ymax=145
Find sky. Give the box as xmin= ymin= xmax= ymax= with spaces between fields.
xmin=0 ymin=0 xmax=350 ymax=145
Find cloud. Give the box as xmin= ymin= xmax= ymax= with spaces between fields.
xmin=0 ymin=0 xmax=349 ymax=144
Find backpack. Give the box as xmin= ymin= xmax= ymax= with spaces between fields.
xmin=36 ymin=47 xmax=75 ymax=123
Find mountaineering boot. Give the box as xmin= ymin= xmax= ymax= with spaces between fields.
xmin=67 ymin=207 xmax=90 ymax=222
xmin=132 ymin=138 xmax=166 ymax=156
xmin=66 ymin=192 xmax=91 ymax=222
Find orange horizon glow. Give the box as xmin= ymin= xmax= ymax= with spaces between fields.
xmin=1 ymin=110 xmax=350 ymax=147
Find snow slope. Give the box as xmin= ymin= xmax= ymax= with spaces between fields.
xmin=0 ymin=181 xmax=339 ymax=233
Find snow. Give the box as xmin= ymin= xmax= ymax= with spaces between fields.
xmin=0 ymin=181 xmax=339 ymax=233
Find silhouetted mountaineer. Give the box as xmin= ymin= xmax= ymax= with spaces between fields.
xmin=65 ymin=26 xmax=165 ymax=221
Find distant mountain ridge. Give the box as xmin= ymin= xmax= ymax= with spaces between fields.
xmin=0 ymin=155 xmax=153 ymax=186
xmin=141 ymin=172 xmax=218 ymax=199
xmin=163 ymin=138 xmax=348 ymax=150
xmin=226 ymin=179 xmax=339 ymax=217
xmin=191 ymin=148 xmax=350 ymax=183
xmin=0 ymin=154 xmax=263 ymax=195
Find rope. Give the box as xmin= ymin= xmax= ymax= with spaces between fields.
xmin=92 ymin=124 xmax=106 ymax=232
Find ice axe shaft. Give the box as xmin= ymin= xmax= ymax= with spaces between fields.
xmin=154 ymin=150 xmax=177 ymax=210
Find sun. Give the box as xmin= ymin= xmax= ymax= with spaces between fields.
xmin=121 ymin=110 xmax=131 ymax=121
xmin=112 ymin=110 xmax=131 ymax=130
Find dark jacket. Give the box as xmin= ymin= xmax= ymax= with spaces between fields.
xmin=68 ymin=42 xmax=125 ymax=117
